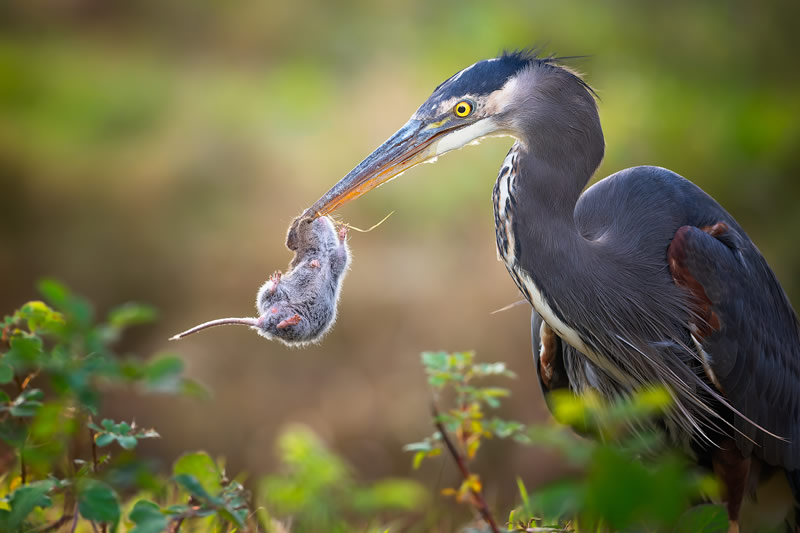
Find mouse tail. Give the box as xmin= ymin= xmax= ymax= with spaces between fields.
xmin=169 ymin=317 xmax=259 ymax=340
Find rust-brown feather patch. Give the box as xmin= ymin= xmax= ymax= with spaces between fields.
xmin=668 ymin=225 xmax=723 ymax=339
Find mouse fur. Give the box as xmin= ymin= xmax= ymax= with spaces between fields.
xmin=255 ymin=215 xmax=349 ymax=345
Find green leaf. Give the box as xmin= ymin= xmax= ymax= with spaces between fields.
xmin=402 ymin=441 xmax=434 ymax=453
xmin=481 ymin=387 xmax=511 ymax=398
xmin=117 ymin=435 xmax=138 ymax=449
xmin=5 ymin=480 xmax=54 ymax=529
xmin=173 ymin=451 xmax=222 ymax=496
xmin=38 ymin=278 xmax=94 ymax=326
xmin=474 ymin=361 xmax=515 ymax=377
xmin=351 ymin=478 xmax=428 ymax=513
xmin=675 ymin=504 xmax=729 ymax=533
xmin=20 ymin=389 xmax=44 ymax=402
xmin=16 ymin=301 xmax=63 ymax=333
xmin=129 ymin=500 xmax=168 ymax=533
xmin=516 ymin=477 xmax=530 ymax=510
xmin=634 ymin=386 xmax=673 ymax=413
xmin=583 ymin=446 xmax=690 ymax=530
xmin=95 ymin=433 xmax=115 ymax=447
xmin=420 ymin=351 xmax=448 ymax=372
xmin=180 ymin=378 xmax=209 ymax=398
xmin=412 ymin=451 xmax=426 ymax=470
xmin=78 ymin=479 xmax=120 ymax=524
xmin=0 ymin=363 xmax=13 ymax=384
xmin=527 ymin=480 xmax=584 ymax=522
xmin=30 ymin=402 xmax=78 ymax=443
xmin=107 ymin=303 xmax=158 ymax=329
xmin=488 ymin=418 xmax=525 ymax=438
xmin=0 ymin=419 xmax=27 ymax=446
xmin=10 ymin=388 xmax=44 ymax=417
xmin=219 ymin=507 xmax=246 ymax=528
xmin=92 ymin=418 xmax=158 ymax=451
xmin=37 ymin=279 xmax=69 ymax=308
xmin=173 ymin=474 xmax=220 ymax=505
xmin=5 ymin=336 xmax=44 ymax=367
xmin=144 ymin=355 xmax=184 ymax=392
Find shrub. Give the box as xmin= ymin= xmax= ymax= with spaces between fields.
xmin=1 ymin=284 xmax=728 ymax=532
xmin=0 ymin=281 xmax=427 ymax=532
xmin=406 ymin=350 xmax=728 ymax=533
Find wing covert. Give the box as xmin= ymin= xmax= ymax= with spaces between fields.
xmin=669 ymin=224 xmax=800 ymax=469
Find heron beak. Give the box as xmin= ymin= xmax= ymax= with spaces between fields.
xmin=304 ymin=118 xmax=461 ymax=217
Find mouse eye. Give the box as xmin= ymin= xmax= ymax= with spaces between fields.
xmin=453 ymin=100 xmax=473 ymax=118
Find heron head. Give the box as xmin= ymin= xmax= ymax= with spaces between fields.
xmin=305 ymin=50 xmax=600 ymax=217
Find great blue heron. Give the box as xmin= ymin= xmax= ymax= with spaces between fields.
xmin=299 ymin=50 xmax=799 ymax=531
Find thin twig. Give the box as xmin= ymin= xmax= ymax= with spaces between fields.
xmin=168 ymin=502 xmax=201 ymax=533
xmin=432 ymin=402 xmax=500 ymax=533
xmin=168 ymin=516 xmax=186 ymax=533
xmin=68 ymin=503 xmax=79 ymax=533
xmin=87 ymin=420 xmax=107 ymax=533
xmin=88 ymin=424 xmax=98 ymax=474
xmin=20 ymin=370 xmax=39 ymax=390
xmin=20 ymin=443 xmax=26 ymax=485
xmin=31 ymin=513 xmax=74 ymax=532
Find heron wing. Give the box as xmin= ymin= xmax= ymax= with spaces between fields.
xmin=669 ymin=224 xmax=800 ymax=469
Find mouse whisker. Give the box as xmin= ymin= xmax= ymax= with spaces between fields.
xmin=338 ymin=211 xmax=394 ymax=233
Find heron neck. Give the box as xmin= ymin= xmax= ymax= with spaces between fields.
xmin=515 ymin=146 xmax=591 ymax=232
xmin=512 ymin=145 xmax=602 ymax=300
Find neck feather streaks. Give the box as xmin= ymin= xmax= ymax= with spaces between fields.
xmin=498 ymin=139 xmax=735 ymax=447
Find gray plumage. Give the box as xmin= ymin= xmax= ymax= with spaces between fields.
xmin=301 ymin=50 xmax=800 ymax=528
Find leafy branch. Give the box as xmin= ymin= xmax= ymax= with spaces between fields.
xmin=405 ymin=351 xmax=527 ymax=532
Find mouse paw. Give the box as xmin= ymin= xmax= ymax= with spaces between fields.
xmin=338 ymin=226 xmax=348 ymax=243
xmin=309 ymin=259 xmax=320 ymax=268
xmin=268 ymin=271 xmax=282 ymax=294
xmin=276 ymin=314 xmax=302 ymax=330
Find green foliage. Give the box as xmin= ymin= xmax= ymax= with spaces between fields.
xmin=77 ymin=479 xmax=120 ymax=524
xmin=128 ymin=500 xmax=168 ymax=533
xmin=0 ymin=282 xmax=432 ymax=532
xmin=0 ymin=481 xmax=55 ymax=531
xmin=0 ymin=282 xmax=252 ymax=532
xmin=512 ymin=390 xmax=725 ymax=532
xmin=90 ymin=419 xmax=159 ymax=450
xmin=259 ymin=425 xmax=428 ymax=532
xmin=406 ymin=351 xmax=526 ymax=471
xmin=674 ymin=504 xmax=730 ymax=533
xmin=407 ymin=351 xmax=728 ymax=533
xmin=1 ymin=284 xmax=733 ymax=532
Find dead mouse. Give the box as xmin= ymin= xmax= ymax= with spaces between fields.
xmin=170 ymin=215 xmax=349 ymax=345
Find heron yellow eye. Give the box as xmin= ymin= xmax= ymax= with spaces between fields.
xmin=454 ymin=100 xmax=473 ymax=118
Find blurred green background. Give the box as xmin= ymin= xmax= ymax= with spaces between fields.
xmin=1 ymin=0 xmax=799 ymax=515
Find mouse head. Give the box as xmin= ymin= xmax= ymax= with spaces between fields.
xmin=286 ymin=215 xmax=340 ymax=253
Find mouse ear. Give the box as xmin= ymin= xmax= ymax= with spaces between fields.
xmin=286 ymin=216 xmax=303 ymax=250
xmin=286 ymin=216 xmax=314 ymax=250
